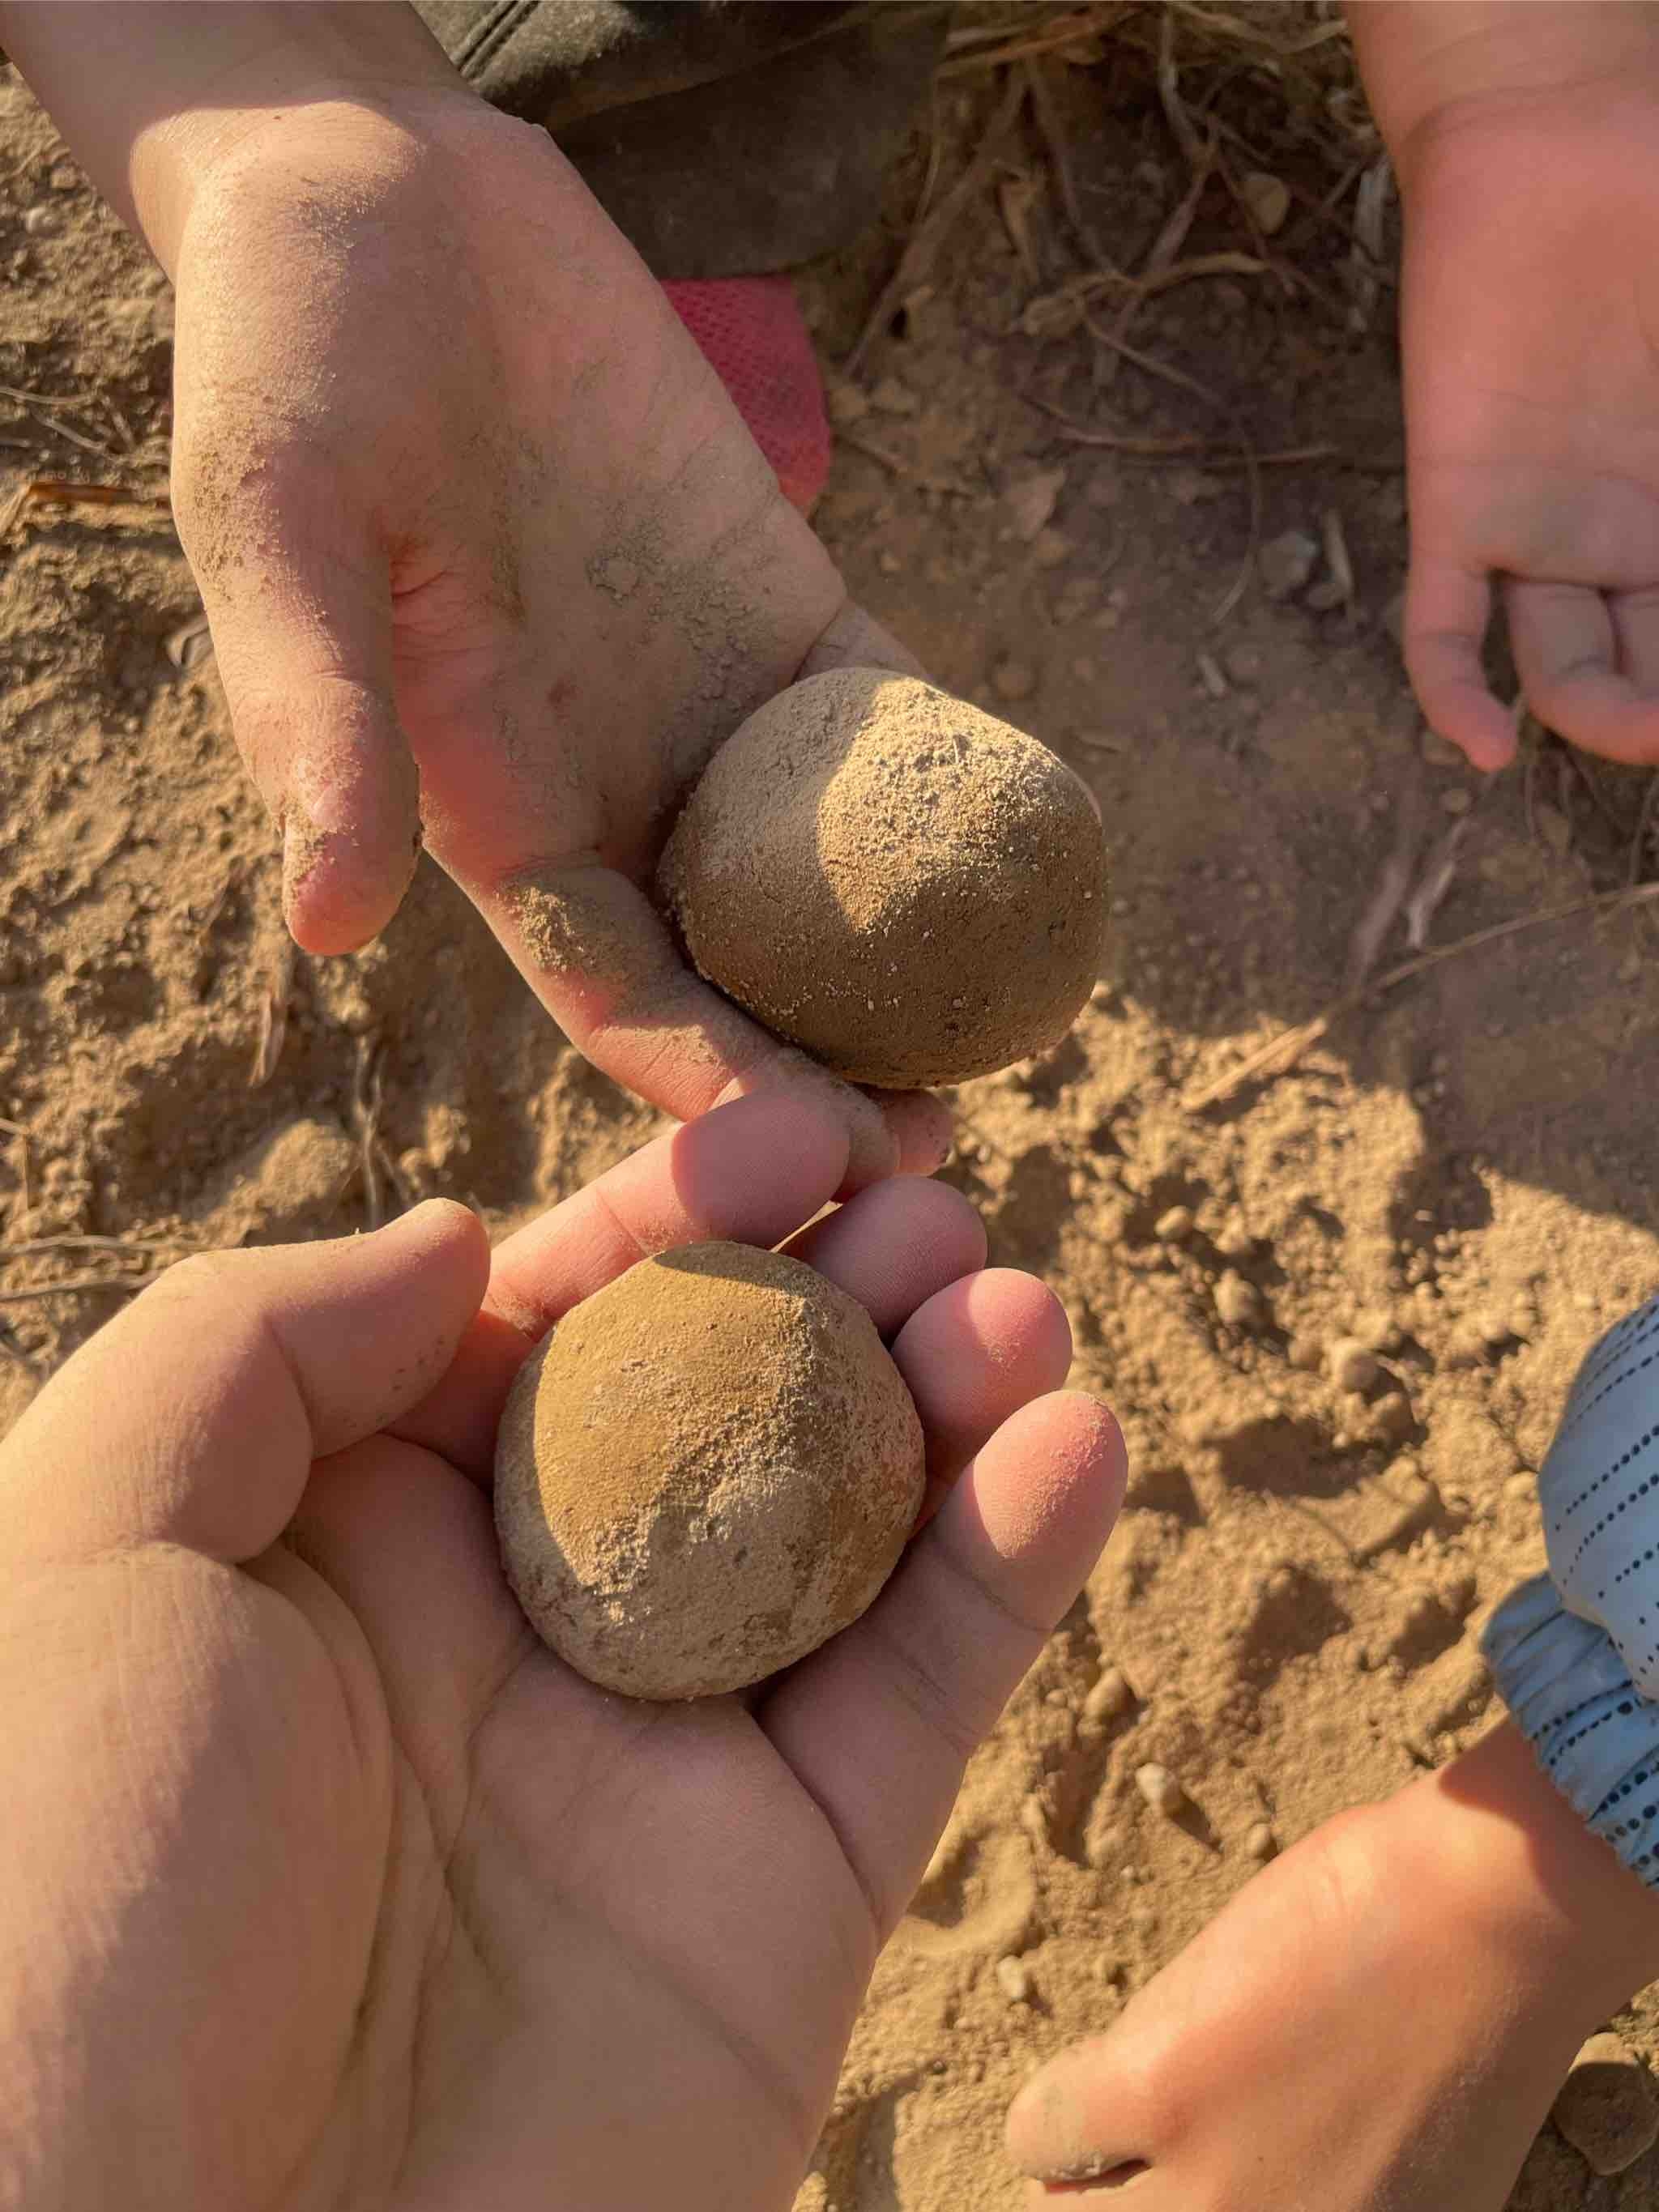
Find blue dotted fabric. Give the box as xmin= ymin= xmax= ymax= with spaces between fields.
xmin=1486 ymin=1294 xmax=1659 ymax=1886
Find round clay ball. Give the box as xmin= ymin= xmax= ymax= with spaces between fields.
xmin=658 ymin=667 xmax=1107 ymax=1089
xmin=494 ymin=1239 xmax=926 ymax=1701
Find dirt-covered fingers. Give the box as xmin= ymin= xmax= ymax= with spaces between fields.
xmin=171 ymin=450 xmax=424 ymax=954
xmin=1401 ymin=552 xmax=1518 ymax=770
xmin=1510 ymin=576 xmax=1659 ymax=762
xmin=782 ymin=1179 xmax=986 ymax=1339
xmin=394 ymin=1093 xmax=858 ymax=1481
xmin=758 ymin=1391 xmax=1124 ymax=1936
xmin=478 ymin=862 xmax=945 ymax=1189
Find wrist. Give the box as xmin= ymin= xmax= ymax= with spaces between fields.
xmin=1346 ymin=2 xmax=1659 ymax=178
xmin=1411 ymin=1723 xmax=1659 ymax=2033
xmin=1 ymin=2 xmax=470 ymax=272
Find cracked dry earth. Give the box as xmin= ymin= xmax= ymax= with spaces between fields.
xmin=4 ymin=45 xmax=1659 ymax=2212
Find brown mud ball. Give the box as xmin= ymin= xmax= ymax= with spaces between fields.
xmin=494 ymin=1239 xmax=926 ymax=1701
xmin=659 ymin=667 xmax=1107 ymax=1089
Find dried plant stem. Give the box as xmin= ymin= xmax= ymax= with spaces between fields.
xmin=1183 ymin=882 xmax=1659 ymax=1113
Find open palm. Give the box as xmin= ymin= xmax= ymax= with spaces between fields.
xmin=0 ymin=1094 xmax=1121 ymax=2212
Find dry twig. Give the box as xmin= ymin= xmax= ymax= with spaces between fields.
xmin=0 ymin=1273 xmax=150 ymax=1306
xmin=847 ymin=69 xmax=1026 ymax=376
xmin=1183 ymin=882 xmax=1659 ymax=1113
xmin=1 ymin=475 xmax=172 ymax=543
xmin=835 ymin=428 xmax=978 ymax=498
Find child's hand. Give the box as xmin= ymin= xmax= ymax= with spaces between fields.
xmin=0 ymin=1095 xmax=1123 ymax=2212
xmin=1354 ymin=3 xmax=1659 ymax=769
xmin=1 ymin=6 xmax=937 ymax=1187
xmin=166 ymin=91 xmax=932 ymax=1187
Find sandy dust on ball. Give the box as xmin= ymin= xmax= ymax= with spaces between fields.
xmin=494 ymin=1239 xmax=926 ymax=1700
xmin=659 ymin=667 xmax=1107 ymax=1090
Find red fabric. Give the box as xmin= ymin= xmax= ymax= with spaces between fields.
xmin=663 ymin=275 xmax=832 ymax=516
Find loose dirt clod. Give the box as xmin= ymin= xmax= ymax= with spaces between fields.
xmin=494 ymin=1240 xmax=924 ymax=1701
xmin=659 ymin=668 xmax=1107 ymax=1089
xmin=1135 ymin=1763 xmax=1188 ymax=1818
xmin=1552 ymin=2034 xmax=1659 ymax=2176
xmin=1328 ymin=1338 xmax=1380 ymax=1393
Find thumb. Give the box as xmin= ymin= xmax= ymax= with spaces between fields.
xmin=0 ymin=1200 xmax=489 ymax=1567
xmin=176 ymin=474 xmax=424 ymax=954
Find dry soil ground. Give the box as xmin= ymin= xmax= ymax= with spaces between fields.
xmin=5 ymin=21 xmax=1659 ymax=2210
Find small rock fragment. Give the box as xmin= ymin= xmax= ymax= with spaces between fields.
xmin=996 ymin=1954 xmax=1034 ymax=2005
xmin=1367 ymin=1391 xmax=1414 ymax=1445
xmin=1240 ymin=169 xmax=1290 ymax=236
xmin=48 ymin=161 xmax=78 ymax=191
xmin=1504 ymin=1470 xmax=1537 ymax=1505
xmin=1134 ymin=1762 xmax=1188 ymax=1818
xmin=1327 ymin=1338 xmax=1380 ymax=1393
xmin=1350 ymin=1305 xmax=1401 ymax=1353
xmin=1287 ymin=1334 xmax=1324 ymax=1373
xmin=1005 ymin=467 xmax=1066 ymax=542
xmin=1552 ymin=2034 xmax=1659 ymax=2176
xmin=1032 ymin=527 xmax=1071 ymax=570
xmin=991 ymin=658 xmax=1037 ymax=704
xmin=1154 ymin=1204 xmax=1194 ymax=1243
xmin=1243 ymin=1822 xmax=1277 ymax=1860
xmin=1214 ymin=1272 xmax=1263 ymax=1329
xmin=1259 ymin=528 xmax=1319 ymax=603
xmin=870 ymin=374 xmax=918 ymax=416
xmin=826 ymin=381 xmax=869 ymax=427
xmin=1196 ymin=650 xmax=1229 ymax=699
xmin=1440 ymin=787 xmax=1473 ymax=817
xmin=1085 ymin=1665 xmax=1135 ymax=1727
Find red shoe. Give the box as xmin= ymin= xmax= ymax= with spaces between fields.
xmin=663 ymin=275 xmax=832 ymax=518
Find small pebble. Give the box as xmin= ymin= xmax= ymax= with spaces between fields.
xmin=1004 ymin=467 xmax=1065 ymax=542
xmin=1367 ymin=1391 xmax=1414 ymax=1445
xmin=1440 ymin=787 xmax=1473 ymax=817
xmin=1552 ymin=2033 xmax=1659 ymax=2176
xmin=1327 ymin=1338 xmax=1380 ymax=1393
xmin=1504 ymin=1470 xmax=1537 ymax=1505
xmin=1475 ymin=1311 xmax=1514 ymax=1349
xmin=1240 ymin=169 xmax=1290 ymax=237
xmin=49 ymin=162 xmax=78 ymax=191
xmin=1196 ymin=650 xmax=1229 ymax=699
xmin=1350 ymin=1305 xmax=1401 ymax=1353
xmin=21 ymin=203 xmax=55 ymax=236
xmin=1032 ymin=527 xmax=1071 ymax=571
xmin=869 ymin=374 xmax=918 ymax=416
xmin=1243 ymin=1822 xmax=1277 ymax=1860
xmin=1286 ymin=1334 xmax=1324 ymax=1373
xmin=1213 ymin=1272 xmax=1263 ymax=1329
xmin=1259 ymin=528 xmax=1319 ymax=603
xmin=996 ymin=1954 xmax=1034 ymax=2005
xmin=1085 ymin=1665 xmax=1134 ymax=1726
xmin=826 ymin=382 xmax=869 ymax=427
xmin=991 ymin=658 xmax=1037 ymax=704
xmin=1134 ymin=1762 xmax=1188 ymax=1818
xmin=1154 ymin=1204 xmax=1194 ymax=1243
